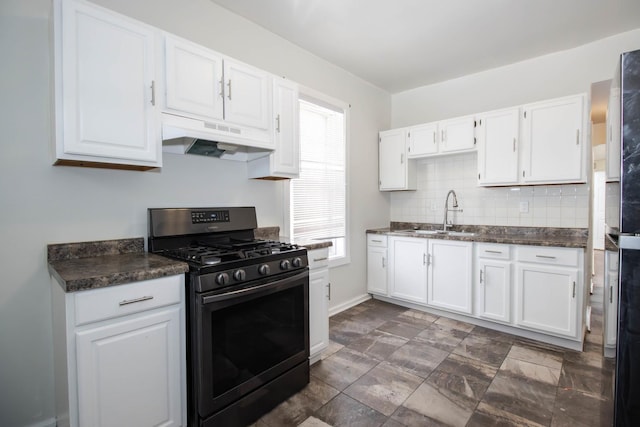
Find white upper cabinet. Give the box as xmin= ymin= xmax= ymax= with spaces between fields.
xmin=404 ymin=115 xmax=476 ymax=160
xmin=248 ymin=78 xmax=299 ymax=179
xmin=379 ymin=129 xmax=416 ymax=191
xmin=164 ymin=35 xmax=224 ymax=121
xmin=163 ymin=35 xmax=272 ymax=131
xmin=439 ymin=115 xmax=476 ymax=154
xmin=521 ymin=94 xmax=586 ymax=184
xmin=407 ymin=122 xmax=439 ymax=157
xmin=223 ymin=59 xmax=271 ymax=130
xmin=53 ymin=0 xmax=161 ymax=169
xmin=477 ymin=107 xmax=520 ymax=185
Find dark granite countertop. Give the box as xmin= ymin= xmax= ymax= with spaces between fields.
xmin=255 ymin=226 xmax=332 ymax=250
xmin=48 ymin=238 xmax=188 ymax=293
xmin=367 ymin=222 xmax=588 ymax=249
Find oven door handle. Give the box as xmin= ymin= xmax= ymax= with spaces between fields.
xmin=201 ymin=271 xmax=308 ymax=304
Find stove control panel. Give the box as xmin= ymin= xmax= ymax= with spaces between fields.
xmin=191 ymin=210 xmax=230 ymax=224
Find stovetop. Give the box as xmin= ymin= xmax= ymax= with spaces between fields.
xmin=160 ymin=239 xmax=301 ymax=267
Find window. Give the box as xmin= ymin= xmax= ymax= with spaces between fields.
xmin=289 ymin=94 xmax=348 ymax=264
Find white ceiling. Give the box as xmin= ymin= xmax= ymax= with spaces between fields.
xmin=210 ymin=0 xmax=640 ymax=94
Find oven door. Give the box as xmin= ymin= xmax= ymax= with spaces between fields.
xmin=194 ymin=269 xmax=309 ymax=418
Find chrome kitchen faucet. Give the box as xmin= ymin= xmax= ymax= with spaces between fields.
xmin=443 ymin=190 xmax=463 ymax=231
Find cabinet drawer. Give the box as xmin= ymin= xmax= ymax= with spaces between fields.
xmin=516 ymin=246 xmax=580 ymax=267
xmin=477 ymin=243 xmax=511 ymax=260
xmin=74 ymin=276 xmax=182 ymax=326
xmin=308 ymin=248 xmax=329 ymax=270
xmin=367 ymin=234 xmax=387 ymax=247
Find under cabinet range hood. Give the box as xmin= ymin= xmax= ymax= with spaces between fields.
xmin=161 ymin=112 xmax=274 ymax=161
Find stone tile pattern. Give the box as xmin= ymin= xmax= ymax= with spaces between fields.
xmin=254 ymin=251 xmax=614 ymax=427
xmin=48 ymin=238 xmax=188 ymax=292
xmin=367 ymin=224 xmax=588 ymax=249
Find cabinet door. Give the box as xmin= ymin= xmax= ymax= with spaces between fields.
xmin=58 ymin=0 xmax=159 ymax=165
xmin=515 ymin=264 xmax=578 ymax=338
xmin=75 ymin=307 xmax=182 ymax=427
xmin=164 ymin=35 xmax=224 ymax=121
xmin=439 ymin=115 xmax=476 ymax=153
xmin=478 ymin=259 xmax=511 ymax=323
xmin=367 ymin=246 xmax=388 ymax=295
xmin=477 ymin=108 xmax=520 ymax=185
xmin=309 ymin=268 xmax=330 ymax=359
xmin=379 ymin=129 xmax=414 ymax=191
xmin=407 ymin=122 xmax=438 ymax=158
xmin=223 ymin=59 xmax=271 ymax=130
xmin=604 ymin=251 xmax=619 ymax=348
xmin=428 ymin=240 xmax=473 ymax=314
xmin=521 ymin=95 xmax=585 ymax=184
xmin=388 ymin=237 xmax=427 ymax=303
xmin=272 ymin=79 xmax=300 ymax=176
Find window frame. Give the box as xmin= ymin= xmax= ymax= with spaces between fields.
xmin=283 ymin=85 xmax=350 ymax=268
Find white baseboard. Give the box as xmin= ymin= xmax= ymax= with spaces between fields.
xmin=328 ymin=293 xmax=371 ymax=317
xmin=26 ymin=418 xmax=56 ymax=427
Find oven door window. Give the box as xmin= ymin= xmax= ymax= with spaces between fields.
xmin=196 ymin=272 xmax=309 ymax=415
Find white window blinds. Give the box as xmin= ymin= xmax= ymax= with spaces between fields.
xmin=291 ymin=98 xmax=346 ymax=259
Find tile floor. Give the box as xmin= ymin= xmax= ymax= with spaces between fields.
xmin=254 ymin=251 xmax=615 ymax=426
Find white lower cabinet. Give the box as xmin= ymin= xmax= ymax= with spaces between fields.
xmin=427 ymin=240 xmax=473 ymax=314
xmin=515 ymin=246 xmax=581 ymax=339
xmin=368 ymin=233 xmax=586 ymax=348
xmin=52 ymin=275 xmax=186 ymax=427
xmin=604 ymin=249 xmax=619 ymax=356
xmin=367 ymin=234 xmax=388 ymax=296
xmin=476 ymin=244 xmax=512 ymax=323
xmin=76 ymin=307 xmax=182 ymax=427
xmin=388 ymin=236 xmax=427 ymax=303
xmin=308 ymin=247 xmax=330 ymax=363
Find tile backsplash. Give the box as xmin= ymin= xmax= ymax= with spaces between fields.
xmin=390 ymin=152 xmax=590 ymax=228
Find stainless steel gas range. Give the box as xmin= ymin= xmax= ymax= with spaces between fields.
xmin=148 ymin=207 xmax=309 ymax=427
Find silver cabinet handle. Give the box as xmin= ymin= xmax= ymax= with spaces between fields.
xmin=371 ymin=239 xmax=382 ymax=243
xmin=313 ymin=257 xmax=328 ymax=262
xmin=433 ymin=132 xmax=436 ymax=144
xmin=382 ymin=257 xmax=386 ymax=268
xmin=326 ymin=283 xmax=331 ymax=300
xmin=486 ymin=250 xmax=503 ymax=254
xmin=576 ymin=129 xmax=580 ymax=145
xmin=119 ymin=295 xmax=153 ymax=306
xmin=150 ymin=81 xmax=156 ymax=106
xmin=480 ymin=270 xmax=483 ymax=284
xmin=513 ymin=137 xmax=516 ymax=152
xmin=400 ymin=154 xmax=404 ymax=164
xmin=276 ymin=114 xmax=281 ymax=133
xmin=535 ymin=255 xmax=556 ymax=259
xmin=572 ymin=281 xmax=576 ymax=298
xmin=428 ymin=253 xmax=432 ymax=266
xmin=227 ymin=80 xmax=232 ymax=100
xmin=610 ymin=285 xmax=613 ymax=303
xmin=423 ymin=253 xmax=426 ymax=265
xmin=219 ymin=79 xmax=224 ymax=98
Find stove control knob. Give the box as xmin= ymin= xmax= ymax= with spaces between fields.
xmin=216 ymin=273 xmax=230 ymax=286
xmin=233 ymin=269 xmax=246 ymax=281
xmin=258 ymin=264 xmax=271 ymax=275
xmin=280 ymin=260 xmax=291 ymax=270
xmin=292 ymin=257 xmax=303 ymax=268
